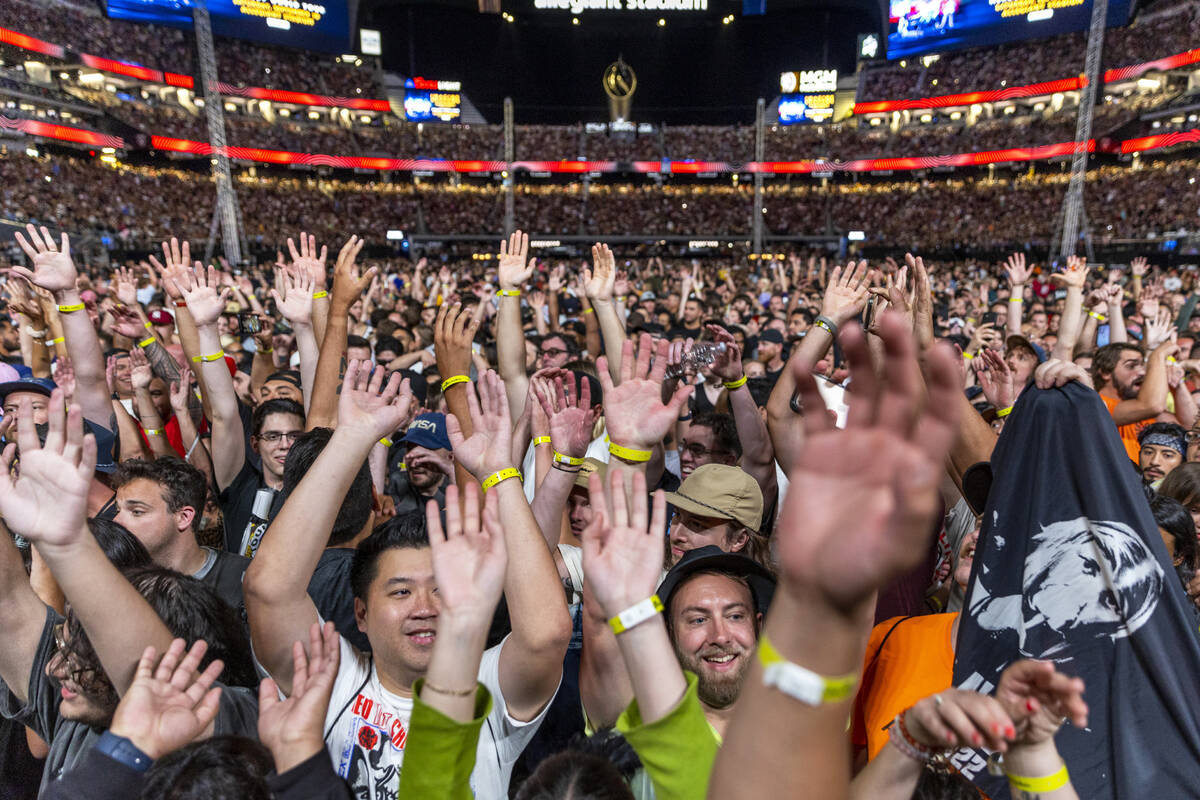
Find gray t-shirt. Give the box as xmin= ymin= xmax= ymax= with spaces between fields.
xmin=0 ymin=606 xmax=259 ymax=798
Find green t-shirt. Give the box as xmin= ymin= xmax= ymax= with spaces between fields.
xmin=397 ymin=679 xmax=493 ymax=800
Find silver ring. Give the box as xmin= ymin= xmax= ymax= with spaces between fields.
xmin=933 ymin=694 xmax=944 ymax=707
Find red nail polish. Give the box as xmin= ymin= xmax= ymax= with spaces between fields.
xmin=1006 ymin=726 xmax=1016 ymax=738
xmin=973 ymin=733 xmax=982 ymax=745
xmin=1026 ymin=699 xmax=1036 ymax=711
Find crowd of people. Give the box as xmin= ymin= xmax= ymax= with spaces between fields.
xmin=857 ymin=0 xmax=1200 ymax=101
xmin=0 ymin=0 xmax=380 ymax=99
xmin=0 ymin=210 xmax=1198 ymax=800
xmin=2 ymin=149 xmax=1198 ymax=251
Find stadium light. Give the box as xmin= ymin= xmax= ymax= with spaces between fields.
xmin=657 ymin=18 xmax=665 ymax=26
xmin=847 ymin=231 xmax=866 ymax=241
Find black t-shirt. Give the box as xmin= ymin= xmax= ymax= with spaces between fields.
xmin=0 ymin=606 xmax=258 ymax=797
xmin=193 ymin=546 xmax=250 ymax=613
xmin=666 ymin=324 xmax=703 ymax=341
xmin=218 ymin=460 xmax=285 ymax=556
xmin=386 ymin=463 xmax=448 ymax=517
xmin=308 ymin=548 xmax=370 ymax=653
xmin=0 ymin=716 xmax=43 ymax=800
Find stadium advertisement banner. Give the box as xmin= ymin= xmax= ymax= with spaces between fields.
xmin=778 ymin=93 xmax=836 ymax=125
xmin=402 ymin=79 xmax=463 ymax=123
xmin=887 ymin=0 xmax=1134 ymax=61
xmin=103 ymin=0 xmax=352 ymax=53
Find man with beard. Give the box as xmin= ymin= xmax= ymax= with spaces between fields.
xmin=1138 ymin=422 xmax=1187 ymax=486
xmin=1092 ymin=340 xmax=1181 ymax=462
xmin=387 ymin=413 xmax=453 ymax=514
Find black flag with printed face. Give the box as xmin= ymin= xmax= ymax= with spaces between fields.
xmin=950 ymin=381 xmax=1200 ymax=799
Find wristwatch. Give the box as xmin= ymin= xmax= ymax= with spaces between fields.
xmin=95 ymin=730 xmax=154 ymax=772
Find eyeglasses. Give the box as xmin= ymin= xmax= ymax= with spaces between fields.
xmin=1186 ymin=430 xmax=1200 ymax=444
xmin=256 ymin=431 xmax=303 ymax=444
xmin=539 ymin=348 xmax=567 ymax=359
xmin=53 ymin=622 xmax=98 ymax=686
xmin=680 ymin=441 xmax=730 ymax=460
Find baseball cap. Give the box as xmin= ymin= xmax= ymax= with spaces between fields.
xmin=0 ymin=363 xmax=22 ymax=385
xmin=639 ymin=291 xmax=657 ymax=302
xmin=759 ymin=329 xmax=785 ymax=345
xmin=656 ymin=545 xmax=776 ymax=617
xmin=561 ymin=296 xmax=583 ymax=315
xmin=0 ymin=377 xmax=56 ymax=404
xmin=1005 ymin=335 xmax=1047 ymax=364
xmin=148 ymin=309 xmax=174 ymax=326
xmin=86 ymin=420 xmax=118 ymax=474
xmin=569 ymin=370 xmax=603 ymax=408
xmin=403 ymin=413 xmax=452 ymax=451
xmin=664 ymin=464 xmax=764 ymax=534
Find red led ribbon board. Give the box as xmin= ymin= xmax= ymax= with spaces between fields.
xmin=1122 ymin=129 xmax=1200 ymax=154
xmin=1 ymin=116 xmax=125 ymax=148
xmin=0 ymin=27 xmax=65 ymax=58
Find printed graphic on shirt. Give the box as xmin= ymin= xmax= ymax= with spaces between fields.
xmin=332 ymin=691 xmax=410 ymax=800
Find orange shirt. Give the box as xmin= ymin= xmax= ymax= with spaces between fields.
xmin=851 ymin=613 xmax=957 ymax=760
xmin=1100 ymin=393 xmax=1153 ymax=463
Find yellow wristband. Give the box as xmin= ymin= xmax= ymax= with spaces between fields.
xmin=758 ymin=633 xmax=858 ymax=704
xmin=1009 ymin=298 xmax=1024 ymax=303
xmin=724 ymin=375 xmax=748 ymax=390
xmin=962 ymin=352 xmax=974 ymax=360
xmin=553 ymin=451 xmax=584 ymax=466
xmin=143 ymin=428 xmax=163 ymax=436
xmin=191 ymin=355 xmax=201 ymax=363
xmin=49 ymin=336 xmax=64 ymax=345
xmin=311 ymin=291 xmax=328 ymax=299
xmin=1089 ymin=311 xmax=1107 ymax=322
xmin=608 ymin=595 xmax=664 ymax=635
xmin=996 ymin=405 xmax=1014 ymax=418
xmin=259 ymin=347 xmax=273 ymax=354
xmin=481 ymin=467 xmax=521 ymax=492
xmin=200 ymin=351 xmax=225 ymax=362
xmin=582 ymin=307 xmax=594 ymax=314
xmin=1007 ymin=764 xmax=1069 ymax=794
xmin=379 ymin=437 xmax=393 ymax=447
xmin=144 ymin=321 xmax=153 ymax=329
xmin=533 ymin=436 xmax=552 ymax=447
xmin=608 ymin=441 xmax=652 ymax=463
xmin=57 ymin=303 xmax=85 ymax=313
xmin=440 ymin=374 xmax=470 ymax=392
xmin=137 ymin=336 xmax=156 ymax=348
xmin=498 ymin=289 xmax=521 ymax=297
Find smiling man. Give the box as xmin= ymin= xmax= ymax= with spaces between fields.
xmin=664 ymin=464 xmax=768 ymax=569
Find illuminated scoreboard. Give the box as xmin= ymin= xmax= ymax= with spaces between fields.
xmin=104 ymin=0 xmax=351 ymax=52
xmin=403 ymin=77 xmax=462 ymax=122
xmin=778 ymin=70 xmax=837 ymax=125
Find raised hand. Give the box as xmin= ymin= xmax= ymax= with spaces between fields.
xmin=286 ymin=232 xmax=329 ymax=291
xmin=548 ymin=264 xmax=565 ymax=294
xmin=1033 ymin=359 xmax=1093 ymax=390
xmin=907 ymin=253 xmax=935 ymax=349
xmin=178 ymin=264 xmax=232 ymax=328
xmin=110 ymin=304 xmax=149 ymax=340
xmin=966 ymin=321 xmax=1000 ymax=355
xmin=531 ymin=370 xmax=598 ymax=460
xmin=330 ymin=235 xmax=373 ymax=308
xmin=434 ymin=301 xmax=483 ymax=382
xmin=497 ymin=230 xmax=535 ymax=291
xmin=995 ymin=659 xmax=1088 ymax=744
xmin=597 ymin=334 xmax=692 ymax=452
xmin=975 ymin=347 xmax=1015 ymax=410
xmin=113 ymin=265 xmax=140 ymax=307
xmin=271 ymin=266 xmax=315 ymax=327
xmin=257 ymin=621 xmax=340 ymax=774
xmin=585 ymin=243 xmax=616 ymax=302
xmin=147 ymin=238 xmax=193 ymax=301
xmin=110 ymin=639 xmax=224 ymax=760
xmin=580 ymin=469 xmax=667 ymax=618
xmin=12 ymin=224 xmax=77 ymax=293
xmin=169 ymin=366 xmax=193 ymax=413
xmin=336 ymin=360 xmax=413 ymax=441
xmin=6 ymin=277 xmax=47 ymax=326
xmin=1131 ymin=256 xmax=1149 ymax=278
xmin=1049 ymin=255 xmax=1089 ymax=291
xmin=427 ymin=483 xmax=508 ymax=626
xmin=446 ymin=370 xmax=514 ymax=480
xmin=53 ymin=355 xmax=77 ymax=401
xmin=0 ymin=390 xmax=94 ymax=548
xmin=614 ymin=270 xmax=631 ymax=299
xmin=776 ymin=312 xmax=962 ymax=614
xmin=706 ymin=324 xmax=744 ymax=384
xmin=1004 ymin=253 xmax=1032 ymax=288
xmin=129 ymin=346 xmax=154 ymax=391
xmin=1145 ymin=307 xmax=1174 ymax=350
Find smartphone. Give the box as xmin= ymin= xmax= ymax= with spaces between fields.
xmin=980 ymin=311 xmax=999 ymax=327
xmin=863 ymin=295 xmax=878 ymax=331
xmin=237 ymin=313 xmax=261 ymax=335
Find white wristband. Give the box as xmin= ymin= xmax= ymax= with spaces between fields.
xmin=608 ymin=595 xmax=664 ymax=635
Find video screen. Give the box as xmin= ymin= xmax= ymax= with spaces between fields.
xmin=103 ymin=0 xmax=351 ymax=54
xmin=886 ymin=0 xmax=1134 ymax=61
xmin=778 ymin=93 xmax=835 ymax=125
xmin=402 ymin=90 xmax=462 ymax=123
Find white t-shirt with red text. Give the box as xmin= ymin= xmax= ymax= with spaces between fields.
xmin=321 ymin=633 xmax=552 ymax=800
